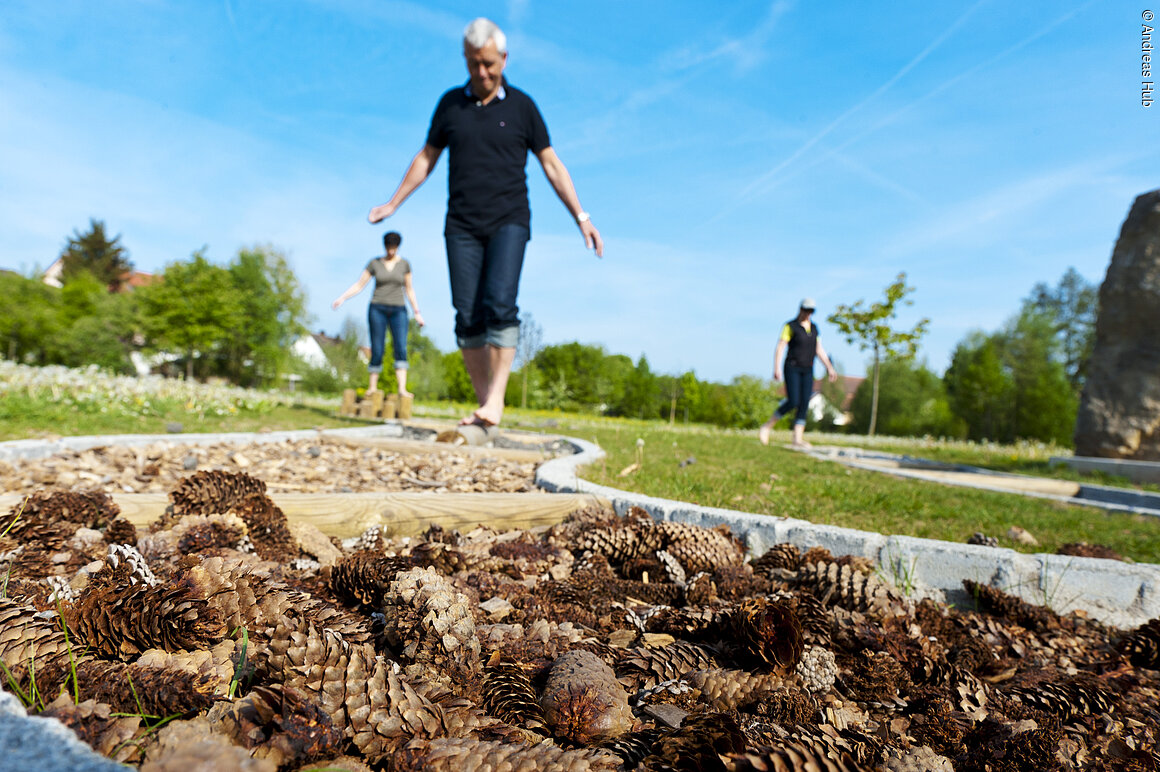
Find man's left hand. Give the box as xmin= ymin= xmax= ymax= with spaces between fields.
xmin=581 ymin=220 xmax=604 ymax=258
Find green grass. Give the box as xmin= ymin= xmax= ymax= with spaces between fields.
xmin=0 ymin=397 xmax=363 ymax=441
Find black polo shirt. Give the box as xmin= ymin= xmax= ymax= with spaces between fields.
xmin=426 ymin=80 xmax=551 ymax=237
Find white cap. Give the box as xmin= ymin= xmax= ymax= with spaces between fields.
xmin=800 ymin=297 xmax=816 ymax=310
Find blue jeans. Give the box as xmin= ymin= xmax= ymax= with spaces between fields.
xmin=776 ymin=365 xmax=813 ymax=426
xmin=367 ymin=303 xmax=408 ymax=373
xmin=445 ymin=223 xmax=529 ymax=349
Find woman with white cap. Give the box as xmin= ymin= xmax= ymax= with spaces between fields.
xmin=758 ymin=297 xmax=838 ymax=448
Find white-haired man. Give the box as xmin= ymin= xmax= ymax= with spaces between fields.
xmin=369 ymin=17 xmax=603 ymax=428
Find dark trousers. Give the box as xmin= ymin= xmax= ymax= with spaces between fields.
xmin=367 ymin=303 xmax=408 ymax=373
xmin=444 ymin=223 xmax=529 ymax=349
xmin=776 ymin=365 xmax=813 ymax=425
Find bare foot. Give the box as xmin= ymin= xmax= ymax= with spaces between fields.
xmin=791 ymin=439 xmax=813 ymax=450
xmin=472 ymin=403 xmax=503 ymax=426
xmin=758 ymin=425 xmax=771 ymax=446
xmin=399 ymin=390 xmax=414 ymax=399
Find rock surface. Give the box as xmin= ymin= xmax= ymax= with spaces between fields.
xmin=1075 ymin=188 xmax=1160 ymax=459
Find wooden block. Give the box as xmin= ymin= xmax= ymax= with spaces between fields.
xmin=341 ymin=389 xmax=357 ymax=417
xmin=357 ymin=401 xmax=377 ymax=418
xmin=398 ymin=394 xmax=413 ymax=419
xmin=383 ymin=393 xmax=398 ymax=419
xmin=0 ymin=492 xmax=613 ymax=539
xmin=368 ymin=390 xmax=385 ymax=417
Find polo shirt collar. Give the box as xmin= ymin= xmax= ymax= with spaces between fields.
xmin=464 ymin=79 xmax=507 ymax=102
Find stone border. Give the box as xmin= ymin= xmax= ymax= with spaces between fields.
xmin=1051 ymin=455 xmax=1160 ymax=485
xmin=536 ymin=438 xmax=1160 ymax=630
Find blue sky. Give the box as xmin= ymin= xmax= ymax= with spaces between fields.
xmin=2 ymin=1 xmax=1155 ymax=383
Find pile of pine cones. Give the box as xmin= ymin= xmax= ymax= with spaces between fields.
xmin=1 ymin=470 xmax=1158 ymax=771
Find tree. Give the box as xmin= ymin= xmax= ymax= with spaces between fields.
xmin=138 ymin=250 xmax=243 ymax=379
xmin=0 ymin=272 xmax=61 ymax=364
xmin=828 ymin=273 xmax=930 ymax=436
xmin=621 ymin=355 xmax=659 ymax=419
xmin=1023 ymin=267 xmax=1097 ymax=394
xmin=59 ymin=219 xmax=133 ymax=290
xmin=944 ymin=312 xmax=1077 ymax=444
xmin=224 ymin=246 xmax=310 ymax=385
xmin=945 ymin=332 xmax=1012 ymax=441
xmin=515 ymin=313 xmax=544 ymax=408
xmin=848 ymin=359 xmax=961 ymax=437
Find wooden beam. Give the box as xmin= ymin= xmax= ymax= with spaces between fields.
xmin=326 ymin=434 xmax=555 ymax=463
xmin=0 ymin=491 xmax=609 ymax=539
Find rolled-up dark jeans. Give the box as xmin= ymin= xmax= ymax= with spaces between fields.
xmin=444 ymin=223 xmax=529 ymax=349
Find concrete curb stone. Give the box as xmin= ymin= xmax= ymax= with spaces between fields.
xmin=0 ymin=691 xmax=125 ymax=771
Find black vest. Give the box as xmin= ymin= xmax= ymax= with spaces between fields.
xmin=784 ymin=319 xmax=818 ymax=369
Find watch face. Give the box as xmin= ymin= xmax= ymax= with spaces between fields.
xmin=577 ymin=212 xmax=590 ymax=223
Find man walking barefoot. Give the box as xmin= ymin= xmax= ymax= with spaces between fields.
xmin=369 ymin=17 xmax=603 ymax=427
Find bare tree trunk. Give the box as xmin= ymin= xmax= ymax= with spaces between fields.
xmin=521 ymin=368 xmax=528 ymax=409
xmin=868 ymin=347 xmax=881 ymax=437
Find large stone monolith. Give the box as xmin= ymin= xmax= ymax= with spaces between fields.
xmin=1074 ymin=189 xmax=1160 ymax=459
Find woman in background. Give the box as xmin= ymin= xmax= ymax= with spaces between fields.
xmin=332 ymin=231 xmax=425 ymax=396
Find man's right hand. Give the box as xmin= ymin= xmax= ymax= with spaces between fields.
xmin=368 ymin=203 xmax=396 ymax=224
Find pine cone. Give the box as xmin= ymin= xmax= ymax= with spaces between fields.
xmin=883 ymin=745 xmax=955 ymax=772
xmin=69 ymin=563 xmax=226 ymax=657
xmin=730 ymin=597 xmax=804 ymax=672
xmin=616 ymin=641 xmax=717 ymax=690
xmin=0 ymin=597 xmax=78 ymax=688
xmin=168 ymin=469 xmax=268 ymax=517
xmin=140 ymin=715 xmax=276 ymax=772
xmin=329 ymin=553 xmax=414 ymax=608
xmin=381 ymin=567 xmax=481 ymax=678
xmin=725 ymin=742 xmax=867 ymax=772
xmin=221 ymin=684 xmax=345 ymax=768
xmin=1005 ymin=677 xmax=1113 ymax=721
xmin=642 ymin=711 xmax=746 ymax=771
xmin=103 ymin=517 xmax=138 ymax=546
xmin=683 ymin=666 xmax=802 ymax=711
xmin=799 ymin=561 xmax=907 ymax=618
xmin=393 ymin=738 xmax=620 ymax=772
xmin=752 ymin=543 xmax=803 ymax=574
xmin=41 ymin=695 xmax=141 ymax=763
xmin=577 ymin=526 xmax=647 ymax=563
xmin=540 ymin=649 xmax=634 ymax=744
xmin=138 ymin=513 xmax=251 ymax=562
xmin=4 ymin=489 xmax=120 ymax=533
xmin=662 ymin=527 xmax=744 ymax=574
xmin=962 ymin=579 xmax=1057 ymax=631
xmin=795 ymin=645 xmax=837 ymax=694
xmin=1117 ymin=617 xmax=1160 ymax=668
xmin=481 ymin=660 xmax=548 ymax=735
xmin=228 ymin=492 xmax=300 ymax=562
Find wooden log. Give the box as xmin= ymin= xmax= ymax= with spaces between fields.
xmin=328 ymin=434 xmax=550 ymax=462
xmin=398 ymin=394 xmax=413 ymax=419
xmin=369 ymin=390 xmax=385 ymax=417
xmin=436 ymin=423 xmax=499 ymax=447
xmin=357 ymin=401 xmax=377 ymax=419
xmin=341 ymin=389 xmax=358 ymax=417
xmin=383 ymin=393 xmax=398 ymax=420
xmin=0 ymin=492 xmax=610 ymax=539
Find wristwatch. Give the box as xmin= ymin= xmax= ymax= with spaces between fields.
xmin=575 ymin=211 xmax=591 ymax=224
